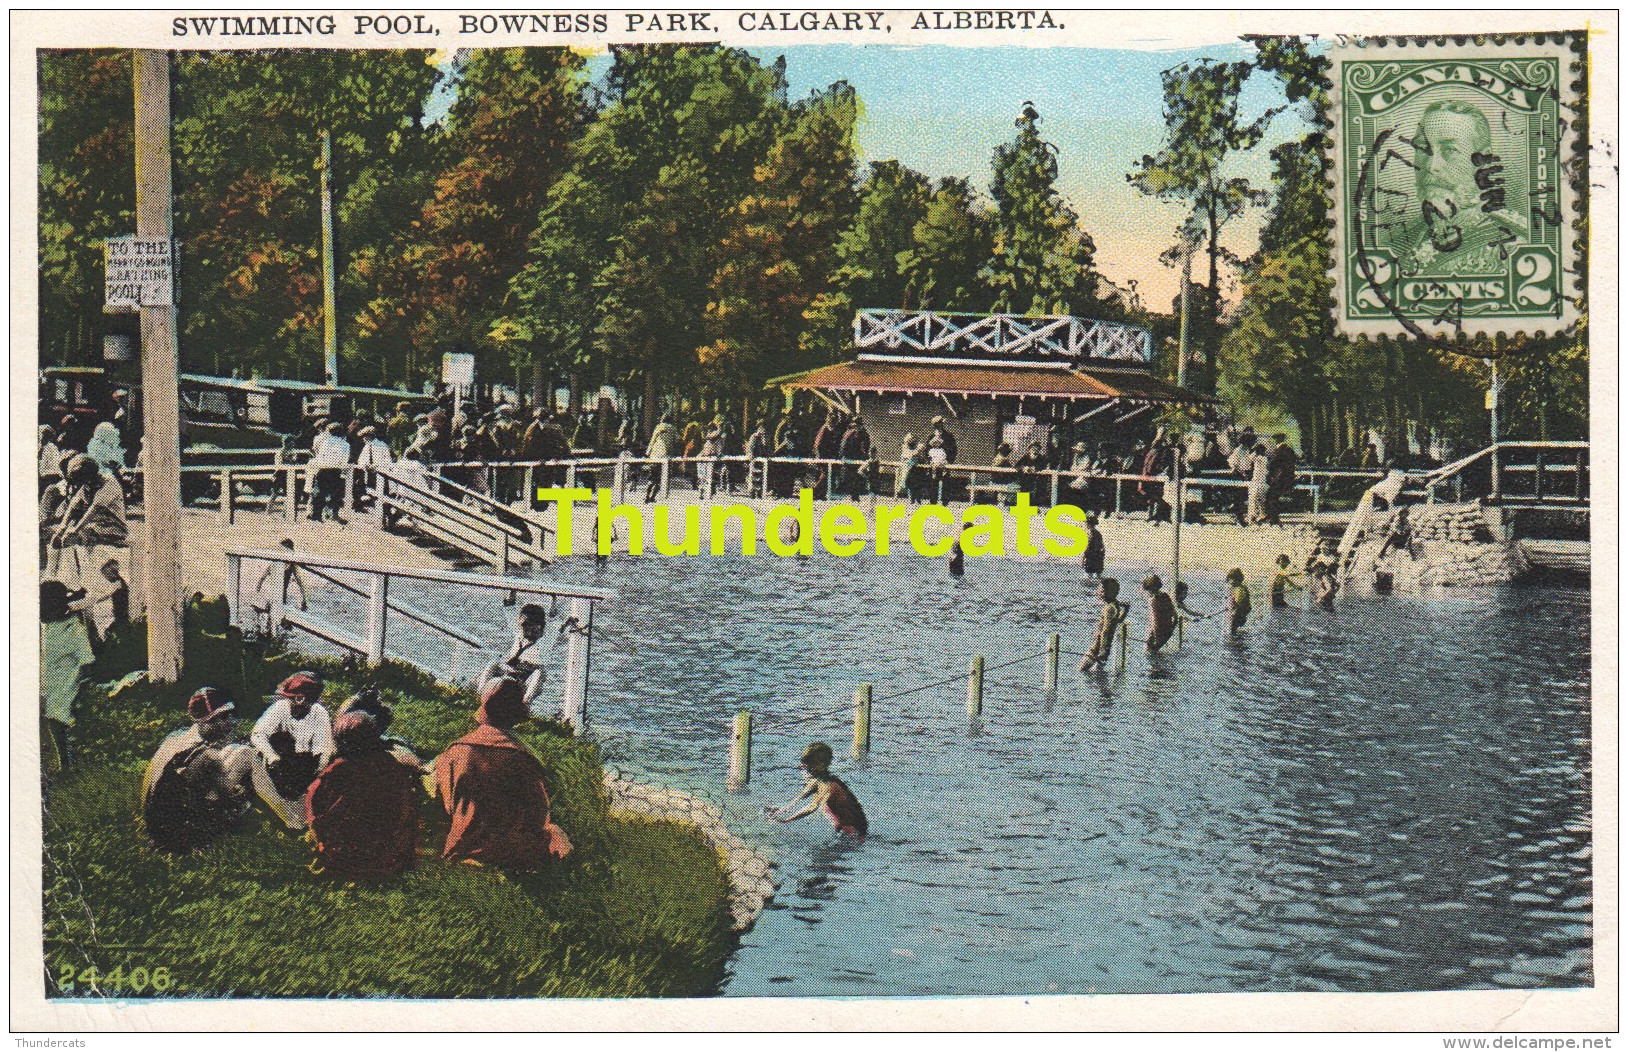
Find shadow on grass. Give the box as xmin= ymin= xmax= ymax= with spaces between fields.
xmin=43 ymin=599 xmax=735 ymax=999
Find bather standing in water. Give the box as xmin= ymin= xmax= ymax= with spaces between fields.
xmin=1078 ymin=578 xmax=1130 ymax=672
xmin=1142 ymin=574 xmax=1177 ymax=652
xmin=1080 ymin=513 xmax=1105 ymax=579
xmin=1225 ymin=569 xmax=1252 ymax=634
xmin=948 ymin=540 xmax=964 ymax=577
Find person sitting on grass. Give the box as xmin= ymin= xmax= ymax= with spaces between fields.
xmin=1078 ymin=577 xmax=1131 ymax=673
xmin=305 ymin=710 xmax=421 ymax=881
xmin=433 ymin=677 xmax=573 ymax=871
xmin=335 ymin=689 xmax=423 ymax=772
xmin=250 ymin=672 xmax=336 ymax=830
xmin=765 ymin=742 xmax=868 ymax=840
xmin=141 ymin=687 xmax=256 ymax=854
xmin=1270 ymin=553 xmax=1304 ymax=609
xmin=1142 ymin=574 xmax=1177 ymax=652
xmin=1226 ymin=568 xmax=1252 ymax=635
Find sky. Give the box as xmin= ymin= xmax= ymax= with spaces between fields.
xmin=747 ymin=44 xmax=1313 ymax=313
xmin=440 ymin=41 xmax=1315 ymax=315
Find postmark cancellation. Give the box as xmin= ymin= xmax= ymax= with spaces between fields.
xmin=1330 ymin=34 xmax=1584 ymax=339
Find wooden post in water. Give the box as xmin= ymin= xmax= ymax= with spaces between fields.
xmin=613 ymin=454 xmax=627 ymax=503
xmin=853 ymin=684 xmax=872 ymax=760
xmin=1114 ymin=478 xmax=1123 ymax=516
xmin=660 ymin=457 xmax=671 ymax=501
xmin=1115 ymin=622 xmax=1128 ymax=674
xmin=286 ymin=465 xmax=299 ymax=522
xmin=1044 ymin=633 xmax=1060 ymax=693
xmin=496 ymin=530 xmax=511 ymax=574
xmin=364 ymin=572 xmax=389 ymax=666
xmin=560 ymin=596 xmax=591 ymax=732
xmin=967 ymin=655 xmax=984 ymax=721
xmin=727 ymin=711 xmax=752 ymax=791
xmin=1050 ymin=471 xmax=1060 ymax=507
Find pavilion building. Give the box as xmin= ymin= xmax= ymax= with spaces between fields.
xmin=776 ymin=309 xmax=1215 ymax=465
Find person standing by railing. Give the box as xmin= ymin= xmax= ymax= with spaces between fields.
xmin=50 ymin=455 xmax=128 ymax=588
xmin=386 ymin=402 xmax=415 ymax=458
xmin=308 ymin=422 xmax=350 ymax=524
xmin=352 ymin=426 xmax=394 ymax=511
xmin=771 ymin=417 xmax=801 ymax=498
xmin=839 ymin=416 xmax=871 ymax=500
xmin=1266 ymin=433 xmax=1298 ymax=524
xmin=644 ymin=412 xmax=679 ymax=502
xmin=744 ymin=418 xmax=772 ymax=498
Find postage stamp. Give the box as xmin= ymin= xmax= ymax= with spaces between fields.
xmin=11 ymin=8 xmax=1618 ymax=1039
xmin=1330 ymin=35 xmax=1585 ymax=339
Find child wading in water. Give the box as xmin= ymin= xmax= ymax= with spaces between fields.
xmin=766 ymin=742 xmax=867 ymax=839
xmin=1269 ymin=553 xmax=1303 ymax=609
xmin=1078 ymin=577 xmax=1130 ymax=672
xmin=1225 ymin=568 xmax=1252 ymax=635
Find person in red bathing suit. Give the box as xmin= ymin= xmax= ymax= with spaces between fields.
xmin=766 ymin=742 xmax=867 ymax=840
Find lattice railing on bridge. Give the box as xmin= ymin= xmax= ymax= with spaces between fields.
xmin=853 ymin=309 xmax=1152 ymax=364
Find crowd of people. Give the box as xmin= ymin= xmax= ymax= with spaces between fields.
xmin=138 ymin=668 xmax=573 ymax=879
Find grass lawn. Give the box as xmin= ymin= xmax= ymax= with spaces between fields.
xmin=42 ymin=599 xmax=735 ymax=999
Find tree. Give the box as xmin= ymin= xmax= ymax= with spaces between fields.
xmin=394 ymin=48 xmax=586 ymax=393
xmin=801 ymin=159 xmax=929 ymax=363
xmin=901 ymin=177 xmax=994 ymax=311
xmin=513 ymin=46 xmax=792 ymax=433
xmin=171 ymin=49 xmax=441 ymax=382
xmin=38 ymin=50 xmax=135 ymax=365
xmin=704 ymin=82 xmax=860 ymax=399
xmin=983 ymin=104 xmax=1104 ymax=316
xmin=1130 ymin=61 xmax=1282 ymax=393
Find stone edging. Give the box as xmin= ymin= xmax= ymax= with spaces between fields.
xmin=603 ymin=771 xmax=774 ymax=932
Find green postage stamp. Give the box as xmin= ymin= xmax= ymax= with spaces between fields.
xmin=1331 ymin=35 xmax=1583 ymax=338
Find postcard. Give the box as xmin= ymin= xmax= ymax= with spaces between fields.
xmin=11 ymin=8 xmax=1617 ymax=1034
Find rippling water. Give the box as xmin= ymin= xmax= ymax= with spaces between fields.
xmin=309 ymin=550 xmax=1592 ymax=996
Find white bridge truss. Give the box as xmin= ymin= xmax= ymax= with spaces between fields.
xmin=853 ymin=309 xmax=1152 ymax=365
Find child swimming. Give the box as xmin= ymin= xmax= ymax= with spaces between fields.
xmin=766 ymin=742 xmax=867 ymax=839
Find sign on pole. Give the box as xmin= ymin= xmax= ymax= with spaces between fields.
xmin=441 ymin=351 xmax=476 ymax=389
xmin=104 ymin=234 xmax=173 ymax=312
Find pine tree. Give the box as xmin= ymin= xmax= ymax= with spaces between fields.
xmin=983 ymin=104 xmax=1102 ymax=316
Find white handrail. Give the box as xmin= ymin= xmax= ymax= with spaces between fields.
xmin=225 ymin=547 xmax=613 ymax=731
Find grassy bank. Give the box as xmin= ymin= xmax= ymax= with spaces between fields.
xmin=42 ymin=600 xmax=735 ymax=999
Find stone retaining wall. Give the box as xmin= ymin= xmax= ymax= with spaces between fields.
xmin=1347 ymin=501 xmax=1530 ymax=589
xmin=603 ymin=770 xmax=774 ymax=932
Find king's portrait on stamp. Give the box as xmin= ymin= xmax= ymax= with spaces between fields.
xmin=1332 ymin=36 xmax=1582 ymax=338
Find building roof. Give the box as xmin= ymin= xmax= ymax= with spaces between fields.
xmin=777 ymin=361 xmax=1215 ymax=406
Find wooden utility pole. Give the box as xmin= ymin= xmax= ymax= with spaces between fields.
xmin=320 ymin=128 xmax=338 ymax=386
xmin=134 ymin=50 xmax=183 ymax=683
